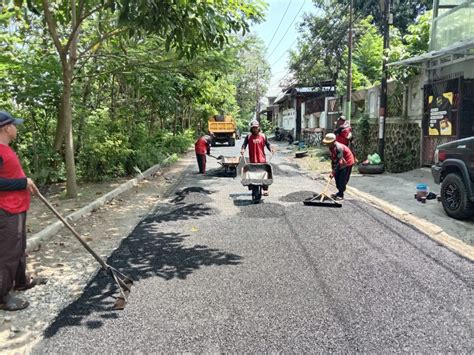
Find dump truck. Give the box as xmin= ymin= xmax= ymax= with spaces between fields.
xmin=208 ymin=114 xmax=237 ymax=146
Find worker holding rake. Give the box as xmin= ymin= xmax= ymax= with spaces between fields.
xmin=0 ymin=111 xmax=45 ymax=311
xmin=322 ymin=133 xmax=355 ymax=201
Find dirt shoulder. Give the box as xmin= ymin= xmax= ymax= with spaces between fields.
xmin=0 ymin=152 xmax=193 ymax=353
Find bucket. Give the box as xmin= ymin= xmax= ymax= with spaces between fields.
xmin=416 ymin=183 xmax=429 ymax=200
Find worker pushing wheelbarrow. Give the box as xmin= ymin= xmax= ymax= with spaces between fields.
xmin=240 ymin=119 xmax=275 ymax=203
xmin=241 ymin=159 xmax=273 ymax=203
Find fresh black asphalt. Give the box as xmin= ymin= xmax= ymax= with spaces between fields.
xmin=35 ymin=141 xmax=473 ymax=353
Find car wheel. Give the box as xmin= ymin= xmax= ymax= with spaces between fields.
xmin=440 ymin=173 xmax=474 ymax=219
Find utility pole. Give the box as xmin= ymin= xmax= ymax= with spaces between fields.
xmin=255 ymin=67 xmax=260 ymax=121
xmin=378 ymin=0 xmax=391 ymax=161
xmin=346 ymin=0 xmax=354 ymax=122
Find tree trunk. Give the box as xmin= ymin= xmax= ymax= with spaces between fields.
xmin=62 ymin=66 xmax=78 ymax=198
xmin=53 ymin=97 xmax=66 ymax=151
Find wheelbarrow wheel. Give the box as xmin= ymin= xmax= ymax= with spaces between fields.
xmin=252 ymin=185 xmax=262 ymax=204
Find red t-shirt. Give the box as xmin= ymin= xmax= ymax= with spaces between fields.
xmin=195 ymin=137 xmax=209 ymax=155
xmin=336 ymin=126 xmax=352 ymax=146
xmin=330 ymin=142 xmax=355 ymax=170
xmin=245 ymin=133 xmax=269 ymax=163
xmin=0 ymin=144 xmax=30 ymax=214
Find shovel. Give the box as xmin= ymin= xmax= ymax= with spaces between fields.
xmin=36 ymin=191 xmax=133 ymax=310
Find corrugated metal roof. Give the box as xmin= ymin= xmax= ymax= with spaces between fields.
xmin=389 ymin=38 xmax=474 ymax=67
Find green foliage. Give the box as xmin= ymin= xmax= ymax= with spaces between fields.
xmin=335 ymin=16 xmax=383 ymax=95
xmin=234 ymin=35 xmax=270 ymax=120
xmin=389 ymin=11 xmax=432 ymax=83
xmin=0 ymin=1 xmax=268 ymax=185
xmin=289 ymin=3 xmax=349 ymax=85
xmin=355 ymin=113 xmax=371 ymax=160
xmin=326 ymin=0 xmax=432 ymax=33
xmin=258 ymin=116 xmax=271 ymax=133
xmin=117 ymin=0 xmax=266 ymax=59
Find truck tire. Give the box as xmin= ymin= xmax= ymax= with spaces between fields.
xmin=357 ymin=164 xmax=384 ymax=174
xmin=229 ymin=138 xmax=235 ymax=146
xmin=440 ymin=173 xmax=474 ymax=219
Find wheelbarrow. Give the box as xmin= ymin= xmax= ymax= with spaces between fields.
xmin=241 ymin=159 xmax=273 ymax=204
xmin=210 ymin=155 xmax=241 ymax=176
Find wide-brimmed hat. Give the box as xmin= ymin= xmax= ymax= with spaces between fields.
xmin=322 ymin=133 xmax=336 ymax=144
xmin=0 ymin=111 xmax=24 ymax=127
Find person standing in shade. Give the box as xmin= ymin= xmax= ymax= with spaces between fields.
xmin=322 ymin=133 xmax=355 ymax=201
xmin=194 ymin=135 xmax=211 ymax=174
xmin=334 ymin=115 xmax=353 ymax=148
xmin=240 ymin=120 xmax=274 ymax=196
xmin=0 ymin=111 xmax=40 ymax=311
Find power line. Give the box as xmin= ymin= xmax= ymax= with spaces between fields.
xmin=301 ymin=0 xmax=371 ymax=78
xmin=270 ymin=2 xmax=351 ymax=71
xmin=271 ymin=37 xmax=298 ymax=67
xmin=265 ymin=0 xmax=292 ymax=53
xmin=266 ymin=0 xmax=306 ymax=60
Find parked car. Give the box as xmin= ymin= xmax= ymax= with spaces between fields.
xmin=431 ymin=136 xmax=474 ymax=219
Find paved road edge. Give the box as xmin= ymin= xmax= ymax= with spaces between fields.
xmin=26 ymin=155 xmax=185 ymax=253
xmin=347 ymin=186 xmax=474 ymax=262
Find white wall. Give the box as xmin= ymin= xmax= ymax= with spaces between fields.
xmin=407 ymin=75 xmax=424 ymax=120
xmin=282 ymin=108 xmax=296 ymax=131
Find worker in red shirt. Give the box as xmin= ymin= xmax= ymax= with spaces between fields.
xmin=334 ymin=115 xmax=353 ymax=147
xmin=194 ymin=135 xmax=211 ymax=174
xmin=0 ymin=111 xmax=40 ymax=311
xmin=240 ymin=120 xmax=274 ymax=195
xmin=322 ymin=133 xmax=355 ymax=201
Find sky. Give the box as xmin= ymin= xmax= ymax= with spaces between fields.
xmin=251 ymin=0 xmax=319 ymax=97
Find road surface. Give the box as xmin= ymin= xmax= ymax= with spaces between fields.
xmin=35 ymin=139 xmax=473 ymax=353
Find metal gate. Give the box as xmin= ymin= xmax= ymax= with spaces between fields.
xmin=422 ymin=77 xmax=461 ymax=165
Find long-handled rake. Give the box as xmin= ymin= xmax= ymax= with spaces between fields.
xmin=303 ymin=175 xmax=342 ymax=208
xmin=36 ymin=192 xmax=133 ymax=310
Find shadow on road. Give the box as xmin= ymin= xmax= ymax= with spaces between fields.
xmin=42 ymin=186 xmax=241 ymax=339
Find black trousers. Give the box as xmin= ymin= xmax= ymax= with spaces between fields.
xmin=335 ymin=165 xmax=353 ymax=197
xmin=0 ymin=210 xmax=27 ymax=302
xmin=196 ymin=153 xmax=207 ymax=173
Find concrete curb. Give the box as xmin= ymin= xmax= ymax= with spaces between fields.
xmin=346 ymin=186 xmax=474 ymax=262
xmin=26 ymin=156 xmax=175 ymax=253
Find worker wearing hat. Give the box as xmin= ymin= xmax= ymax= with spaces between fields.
xmin=241 ymin=120 xmax=274 ymax=195
xmin=0 ymin=111 xmax=42 ymax=311
xmin=322 ymin=132 xmax=355 ymax=200
xmin=334 ymin=115 xmax=353 ymax=147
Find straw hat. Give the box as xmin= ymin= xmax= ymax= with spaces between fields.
xmin=322 ymin=133 xmax=336 ymax=144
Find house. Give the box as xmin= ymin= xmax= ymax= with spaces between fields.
xmin=272 ymin=81 xmax=335 ymax=141
xmin=391 ymin=0 xmax=474 ymax=165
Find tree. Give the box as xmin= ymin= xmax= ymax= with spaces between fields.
xmin=234 ymin=35 xmax=270 ymax=124
xmin=288 ymin=3 xmax=349 ymax=86
xmin=17 ymin=0 xmax=265 ymax=197
xmin=327 ymin=0 xmax=432 ymax=34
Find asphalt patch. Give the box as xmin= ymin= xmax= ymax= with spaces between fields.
xmin=238 ymin=202 xmax=286 ymax=219
xmin=280 ymin=191 xmax=316 ymax=203
xmin=170 ymin=186 xmax=213 ymax=204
